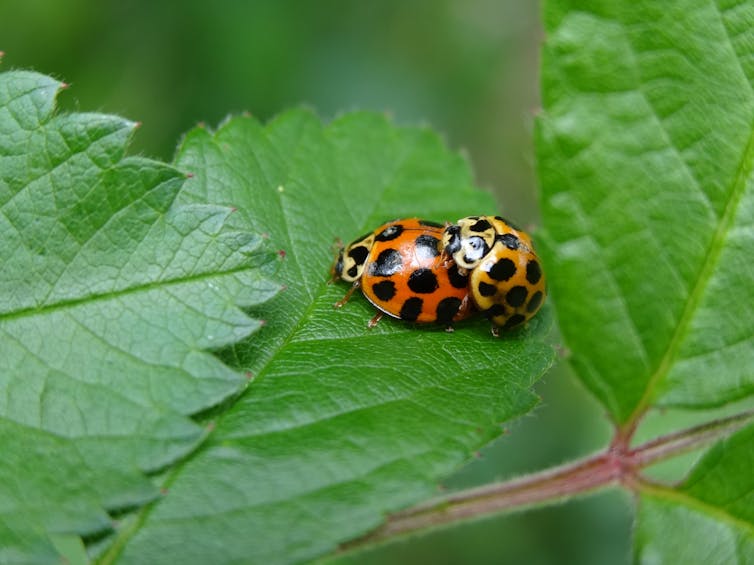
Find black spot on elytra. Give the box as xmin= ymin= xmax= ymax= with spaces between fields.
xmin=372 ymin=280 xmax=397 ymax=302
xmin=486 ymin=303 xmax=507 ymax=319
xmin=408 ymin=268 xmax=439 ymax=294
xmin=470 ymin=218 xmax=492 ymax=232
xmin=478 ymin=281 xmax=497 ymax=297
xmin=419 ymin=219 xmax=444 ymax=228
xmin=348 ymin=245 xmax=369 ymax=266
xmin=526 ymin=260 xmax=542 ymax=284
xmin=370 ymin=248 xmax=403 ymax=277
xmin=503 ymin=313 xmax=526 ymax=329
xmin=436 ymin=297 xmax=462 ymax=323
xmin=497 ymin=233 xmax=520 ymax=250
xmin=488 ymin=257 xmax=516 ymax=281
xmin=347 ymin=265 xmax=358 ymax=278
xmin=527 ymin=290 xmax=544 ymax=313
xmin=506 ymin=285 xmax=528 ymax=307
xmin=495 ymin=215 xmax=520 ymax=230
xmin=447 ymin=264 xmax=468 ymax=289
xmin=414 ymin=234 xmax=440 ymax=260
xmin=375 ymin=224 xmax=403 ymax=242
xmin=400 ymin=297 xmax=423 ymax=321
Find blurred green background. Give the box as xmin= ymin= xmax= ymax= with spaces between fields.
xmin=0 ymin=1 xmax=631 ymax=563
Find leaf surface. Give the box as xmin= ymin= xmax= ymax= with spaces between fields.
xmin=635 ymin=422 xmax=754 ymax=563
xmin=537 ymin=0 xmax=754 ymax=423
xmin=114 ymin=110 xmax=554 ymax=564
xmin=0 ymin=71 xmax=279 ymax=558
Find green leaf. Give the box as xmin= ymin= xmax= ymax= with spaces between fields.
xmin=537 ymin=0 xmax=754 ymax=423
xmin=0 ymin=70 xmax=279 ymax=558
xmin=635 ymin=422 xmax=754 ymax=563
xmin=111 ymin=110 xmax=554 ymax=564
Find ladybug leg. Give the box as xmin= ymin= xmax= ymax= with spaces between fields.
xmin=444 ymin=324 xmax=455 ymax=333
xmin=490 ymin=325 xmax=500 ymax=338
xmin=333 ymin=281 xmax=360 ymax=309
xmin=367 ymin=311 xmax=383 ymax=328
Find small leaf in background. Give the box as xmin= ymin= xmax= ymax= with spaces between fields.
xmin=0 ymin=70 xmax=280 ymax=558
xmin=113 ymin=110 xmax=554 ymax=564
xmin=635 ymin=422 xmax=754 ymax=563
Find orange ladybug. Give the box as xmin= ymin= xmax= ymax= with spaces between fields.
xmin=332 ymin=218 xmax=473 ymax=329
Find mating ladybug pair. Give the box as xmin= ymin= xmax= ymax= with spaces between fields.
xmin=331 ymin=216 xmax=546 ymax=335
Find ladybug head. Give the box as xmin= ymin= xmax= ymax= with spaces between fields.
xmin=332 ymin=248 xmax=345 ymax=280
xmin=442 ymin=219 xmax=491 ymax=270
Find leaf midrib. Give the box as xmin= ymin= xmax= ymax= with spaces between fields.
xmin=0 ymin=262 xmax=256 ymax=323
xmin=621 ymin=7 xmax=754 ymax=426
xmin=640 ymin=481 xmax=754 ymax=539
xmin=97 ymin=117 xmax=425 ymax=564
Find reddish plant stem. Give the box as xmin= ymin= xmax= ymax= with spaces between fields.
xmin=366 ymin=451 xmax=624 ymax=543
xmin=630 ymin=409 xmax=754 ymax=468
xmin=343 ymin=409 xmax=754 ymax=551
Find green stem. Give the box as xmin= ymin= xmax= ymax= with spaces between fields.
xmin=341 ymin=409 xmax=754 ymax=552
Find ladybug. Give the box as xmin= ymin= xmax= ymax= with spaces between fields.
xmin=442 ymin=215 xmax=545 ymax=335
xmin=332 ymin=218 xmax=474 ymax=329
